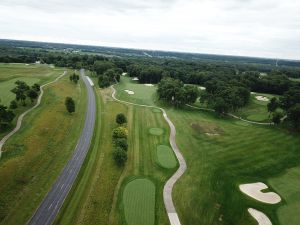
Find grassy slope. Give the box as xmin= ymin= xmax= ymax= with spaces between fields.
xmin=55 ymin=76 xmax=176 ymax=225
xmin=0 ymin=63 xmax=66 ymax=139
xmin=0 ymin=74 xmax=87 ymax=224
xmin=167 ymin=108 xmax=300 ymax=225
xmin=114 ymin=76 xmax=300 ymax=225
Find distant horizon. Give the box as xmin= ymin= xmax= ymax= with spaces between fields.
xmin=2 ymin=37 xmax=300 ymax=62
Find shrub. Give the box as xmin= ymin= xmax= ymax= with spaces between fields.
xmin=112 ymin=127 xmax=128 ymax=139
xmin=113 ymin=147 xmax=128 ymax=166
xmin=116 ymin=113 xmax=127 ymax=125
xmin=114 ymin=138 xmax=128 ymax=151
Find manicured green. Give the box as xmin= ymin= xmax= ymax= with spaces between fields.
xmin=156 ymin=145 xmax=177 ymax=169
xmin=114 ymin=76 xmax=157 ymax=106
xmin=0 ymin=73 xmax=86 ymax=224
xmin=149 ymin=127 xmax=164 ymax=136
xmin=269 ymin=166 xmax=300 ymax=225
xmin=123 ymin=178 xmax=156 ymax=225
xmin=113 ymin=76 xmax=300 ymax=225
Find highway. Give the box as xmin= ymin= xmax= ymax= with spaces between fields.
xmin=27 ymin=69 xmax=96 ymax=225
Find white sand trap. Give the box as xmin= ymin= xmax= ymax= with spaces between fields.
xmin=124 ymin=89 xmax=135 ymax=95
xmin=255 ymin=96 xmax=269 ymax=102
xmin=25 ymin=64 xmax=30 ymax=66
xmin=239 ymin=182 xmax=281 ymax=204
xmin=122 ymin=72 xmax=127 ymax=76
xmin=132 ymin=77 xmax=139 ymax=81
xmin=198 ymin=86 xmax=206 ymax=90
xmin=251 ymin=92 xmax=255 ymax=94
xmin=248 ymin=208 xmax=272 ymax=225
xmin=144 ymin=84 xmax=154 ymax=87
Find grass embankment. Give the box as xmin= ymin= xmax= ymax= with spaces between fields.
xmin=55 ymin=76 xmax=176 ymax=225
xmin=0 ymin=63 xmax=66 ymax=139
xmin=168 ymin=108 xmax=300 ymax=225
xmin=114 ymin=76 xmax=300 ymax=225
xmin=0 ymin=73 xmax=87 ymax=224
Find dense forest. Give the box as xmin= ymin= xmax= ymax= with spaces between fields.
xmin=0 ymin=40 xmax=299 ymax=127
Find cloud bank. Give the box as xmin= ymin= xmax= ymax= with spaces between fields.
xmin=0 ymin=0 xmax=299 ymax=59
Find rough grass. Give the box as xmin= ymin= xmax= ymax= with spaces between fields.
xmin=269 ymin=166 xmax=300 ymax=225
xmin=156 ymin=145 xmax=177 ymax=169
xmin=0 ymin=74 xmax=87 ymax=225
xmin=0 ymin=63 xmax=66 ymax=139
xmin=0 ymin=77 xmax=40 ymax=106
xmin=123 ymin=178 xmax=156 ymax=225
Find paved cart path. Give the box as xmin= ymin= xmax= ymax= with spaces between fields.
xmin=27 ymin=69 xmax=96 ymax=225
xmin=111 ymin=86 xmax=186 ymax=225
xmin=0 ymin=71 xmax=67 ymax=158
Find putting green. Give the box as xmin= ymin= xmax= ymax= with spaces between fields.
xmin=149 ymin=127 xmax=164 ymax=136
xmin=156 ymin=145 xmax=177 ymax=168
xmin=123 ymin=178 xmax=155 ymax=225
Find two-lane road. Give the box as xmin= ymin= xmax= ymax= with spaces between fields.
xmin=27 ymin=69 xmax=96 ymax=225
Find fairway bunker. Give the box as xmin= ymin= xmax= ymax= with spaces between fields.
xmin=149 ymin=128 xmax=164 ymax=136
xmin=156 ymin=145 xmax=177 ymax=169
xmin=144 ymin=84 xmax=154 ymax=87
xmin=239 ymin=182 xmax=281 ymax=204
xmin=132 ymin=77 xmax=139 ymax=81
xmin=255 ymin=96 xmax=269 ymax=102
xmin=248 ymin=208 xmax=272 ymax=225
xmin=191 ymin=122 xmax=224 ymax=136
xmin=123 ymin=178 xmax=155 ymax=225
xmin=124 ymin=89 xmax=135 ymax=95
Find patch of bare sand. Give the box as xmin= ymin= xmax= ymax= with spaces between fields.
xmin=255 ymin=96 xmax=269 ymax=102
xmin=248 ymin=208 xmax=272 ymax=225
xmin=239 ymin=182 xmax=281 ymax=204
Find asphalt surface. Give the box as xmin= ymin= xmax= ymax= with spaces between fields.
xmin=111 ymin=86 xmax=186 ymax=225
xmin=27 ymin=69 xmax=96 ymax=225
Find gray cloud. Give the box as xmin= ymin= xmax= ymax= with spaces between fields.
xmin=0 ymin=0 xmax=299 ymax=59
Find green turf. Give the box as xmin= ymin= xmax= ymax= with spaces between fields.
xmin=156 ymin=145 xmax=177 ymax=169
xmin=113 ymin=77 xmax=300 ymax=225
xmin=0 ymin=73 xmax=87 ymax=224
xmin=0 ymin=77 xmax=40 ymax=106
xmin=269 ymin=166 xmax=300 ymax=225
xmin=149 ymin=128 xmax=164 ymax=136
xmin=114 ymin=76 xmax=157 ymax=106
xmin=123 ymin=178 xmax=156 ymax=225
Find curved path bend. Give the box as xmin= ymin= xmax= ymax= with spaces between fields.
xmin=27 ymin=69 xmax=96 ymax=225
xmin=111 ymin=86 xmax=187 ymax=225
xmin=0 ymin=71 xmax=67 ymax=158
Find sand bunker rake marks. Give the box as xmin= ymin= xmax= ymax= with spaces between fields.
xmin=149 ymin=127 xmax=164 ymax=136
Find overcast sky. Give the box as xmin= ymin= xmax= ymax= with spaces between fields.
xmin=0 ymin=0 xmax=299 ymax=60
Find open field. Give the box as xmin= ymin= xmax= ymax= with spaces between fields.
xmin=0 ymin=63 xmax=66 ymax=139
xmin=55 ymin=77 xmax=177 ymax=225
xmin=0 ymin=73 xmax=87 ymax=224
xmin=113 ymin=76 xmax=300 ymax=225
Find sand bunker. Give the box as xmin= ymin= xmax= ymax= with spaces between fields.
xmin=198 ymin=86 xmax=206 ymax=90
xmin=122 ymin=72 xmax=127 ymax=76
xmin=248 ymin=208 xmax=272 ymax=225
xmin=144 ymin=84 xmax=154 ymax=87
xmin=255 ymin=96 xmax=269 ymax=102
xmin=132 ymin=77 xmax=139 ymax=81
xmin=124 ymin=89 xmax=135 ymax=95
xmin=239 ymin=182 xmax=281 ymax=204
